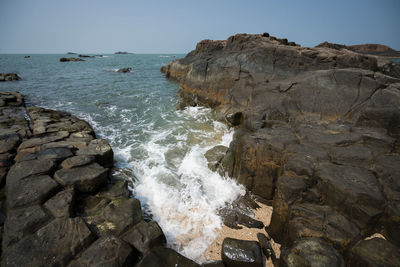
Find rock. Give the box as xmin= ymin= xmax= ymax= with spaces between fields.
xmin=78 ymin=54 xmax=94 ymax=58
xmin=60 ymin=155 xmax=95 ymax=169
xmin=348 ymin=238 xmax=400 ymax=267
xmin=121 ymin=220 xmax=166 ymax=254
xmin=69 ymin=236 xmax=136 ymax=267
xmin=17 ymin=131 xmax=70 ymax=151
xmin=16 ymin=147 xmax=73 ymax=162
xmin=116 ymin=67 xmax=132 ymax=73
xmin=0 ymin=73 xmax=20 ymax=82
xmin=262 ymin=32 xmax=270 ymax=37
xmin=0 ymin=132 xmax=21 ymax=153
xmin=54 ymin=162 xmax=108 ymax=192
xmin=76 ymin=139 xmax=114 ymax=168
xmin=221 ymin=237 xmax=263 ymax=267
xmin=136 ymin=246 xmax=200 ymax=267
xmin=3 ymin=205 xmax=50 ymax=246
xmin=4 ymin=217 xmax=95 ymax=266
xmin=7 ymin=175 xmax=60 ymax=208
xmin=6 ymin=158 xmax=57 ymax=185
xmin=256 ymin=233 xmax=276 ymax=261
xmin=205 ymin=145 xmax=229 ymax=171
xmin=281 ymin=237 xmax=345 ymax=267
xmin=316 ymin=163 xmax=386 ymax=229
xmin=84 ymin=197 xmax=142 ymax=236
xmin=59 ymin=57 xmax=85 ymax=62
xmin=43 ymin=187 xmax=75 ymax=218
xmin=97 ymin=180 xmax=131 ymax=199
xmin=114 ymin=51 xmax=132 ymax=54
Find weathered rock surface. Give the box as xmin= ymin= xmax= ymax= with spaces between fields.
xmin=221 ymin=237 xmax=263 ymax=267
xmin=163 ymin=33 xmax=400 ymax=266
xmin=59 ymin=57 xmax=85 ymax=62
xmin=0 ymin=73 xmax=20 ymax=82
xmin=136 ymin=246 xmax=200 ymax=267
xmin=0 ymin=92 xmax=195 ymax=266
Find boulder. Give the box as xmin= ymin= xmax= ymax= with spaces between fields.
xmin=61 ymin=155 xmax=95 ymax=169
xmin=348 ymin=238 xmax=400 ymax=267
xmin=76 ymin=139 xmax=114 ymax=168
xmin=281 ymin=237 xmax=345 ymax=267
xmin=0 ymin=73 xmax=20 ymax=82
xmin=6 ymin=158 xmax=57 ymax=185
xmin=136 ymin=246 xmax=200 ymax=267
xmin=205 ymin=145 xmax=228 ymax=171
xmin=44 ymin=187 xmax=75 ymax=218
xmin=69 ymin=236 xmax=136 ymax=267
xmin=121 ymin=220 xmax=166 ymax=254
xmin=54 ymin=162 xmax=108 ymax=192
xmin=221 ymin=237 xmax=263 ymax=267
xmin=116 ymin=67 xmax=132 ymax=73
xmin=59 ymin=57 xmax=85 ymax=62
xmin=4 ymin=217 xmax=95 ymax=266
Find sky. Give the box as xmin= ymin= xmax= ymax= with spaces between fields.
xmin=0 ymin=0 xmax=399 ymax=54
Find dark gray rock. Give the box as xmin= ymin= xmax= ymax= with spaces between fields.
xmin=44 ymin=187 xmax=75 ymax=218
xmin=203 ymin=262 xmax=226 ymax=267
xmin=4 ymin=217 xmax=95 ymax=266
xmin=6 ymin=158 xmax=57 ymax=185
xmin=256 ymin=233 xmax=276 ymax=261
xmin=0 ymin=73 xmax=20 ymax=82
xmin=8 ymin=175 xmax=60 ymax=208
xmin=54 ymin=162 xmax=108 ymax=192
xmin=348 ymin=238 xmax=400 ymax=267
xmin=136 ymin=246 xmax=200 ymax=267
xmin=16 ymin=147 xmax=73 ymax=162
xmin=60 ymin=155 xmax=95 ymax=169
xmin=0 ymin=132 xmax=21 ymax=153
xmin=205 ymin=145 xmax=229 ymax=171
xmin=116 ymin=68 xmax=132 ymax=73
xmin=121 ymin=220 xmax=166 ymax=254
xmin=221 ymin=237 xmax=263 ymax=267
xmin=76 ymin=139 xmax=114 ymax=168
xmin=281 ymin=237 xmax=345 ymax=267
xmin=69 ymin=236 xmax=136 ymax=267
xmin=97 ymin=180 xmax=131 ymax=199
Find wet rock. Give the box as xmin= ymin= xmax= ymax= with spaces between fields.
xmin=348 ymin=238 xmax=400 ymax=267
xmin=116 ymin=67 xmax=132 ymax=73
xmin=316 ymin=163 xmax=386 ymax=229
xmin=69 ymin=236 xmax=136 ymax=267
xmin=17 ymin=131 xmax=69 ymax=151
xmin=221 ymin=237 xmax=263 ymax=267
xmin=373 ymin=154 xmax=400 ymax=201
xmin=84 ymin=197 xmax=142 ymax=236
xmin=205 ymin=145 xmax=229 ymax=171
xmin=59 ymin=57 xmax=85 ymax=62
xmin=281 ymin=237 xmax=345 ymax=267
xmin=61 ymin=155 xmax=95 ymax=169
xmin=76 ymin=139 xmax=114 ymax=168
xmin=98 ymin=180 xmax=131 ymax=199
xmin=203 ymin=262 xmax=226 ymax=267
xmin=136 ymin=246 xmax=200 ymax=267
xmin=44 ymin=187 xmax=75 ymax=218
xmin=256 ymin=233 xmax=276 ymax=261
xmin=7 ymin=175 xmax=59 ymax=208
xmin=121 ymin=220 xmax=166 ymax=254
xmin=3 ymin=205 xmax=50 ymax=246
xmin=0 ymin=73 xmax=20 ymax=82
xmin=4 ymin=217 xmax=95 ymax=266
xmin=54 ymin=162 xmax=108 ymax=192
xmin=0 ymin=132 xmax=21 ymax=153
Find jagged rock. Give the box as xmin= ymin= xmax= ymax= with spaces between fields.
xmin=348 ymin=238 xmax=400 ymax=267
xmin=205 ymin=145 xmax=229 ymax=171
xmin=44 ymin=187 xmax=75 ymax=218
xmin=121 ymin=220 xmax=166 ymax=254
xmin=116 ymin=67 xmax=132 ymax=73
xmin=76 ymin=139 xmax=114 ymax=168
xmin=61 ymin=155 xmax=95 ymax=169
xmin=256 ymin=233 xmax=276 ymax=261
xmin=316 ymin=163 xmax=386 ymax=229
xmin=54 ymin=162 xmax=108 ymax=192
xmin=7 ymin=175 xmax=59 ymax=208
xmin=97 ymin=180 xmax=131 ymax=199
xmin=281 ymin=237 xmax=345 ymax=267
xmin=0 ymin=133 xmax=21 ymax=153
xmin=3 ymin=205 xmax=50 ymax=246
xmin=136 ymin=246 xmax=200 ymax=267
xmin=16 ymin=147 xmax=73 ymax=162
xmin=4 ymin=217 xmax=95 ymax=266
xmin=84 ymin=197 xmax=142 ymax=236
xmin=69 ymin=236 xmax=136 ymax=267
xmin=221 ymin=237 xmax=263 ymax=267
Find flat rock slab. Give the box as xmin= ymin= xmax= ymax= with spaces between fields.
xmin=121 ymin=220 xmax=166 ymax=254
xmin=76 ymin=139 xmax=113 ymax=168
xmin=60 ymin=155 xmax=95 ymax=169
xmin=348 ymin=237 xmax=400 ymax=267
xmin=44 ymin=187 xmax=75 ymax=218
xmin=69 ymin=236 xmax=134 ymax=267
xmin=4 ymin=217 xmax=95 ymax=267
xmin=136 ymin=246 xmax=200 ymax=267
xmin=54 ymin=162 xmax=108 ymax=192
xmin=281 ymin=237 xmax=345 ymax=267
xmin=221 ymin=237 xmax=263 ymax=267
xmin=6 ymin=158 xmax=57 ymax=185
xmin=17 ymin=147 xmax=73 ymax=162
xmin=8 ymin=175 xmax=59 ymax=209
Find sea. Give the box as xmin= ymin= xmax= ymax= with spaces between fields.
xmin=0 ymin=54 xmax=244 ymax=260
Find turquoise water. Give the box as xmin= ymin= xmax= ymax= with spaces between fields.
xmin=0 ymin=54 xmax=244 ymax=261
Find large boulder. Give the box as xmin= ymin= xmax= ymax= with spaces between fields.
xmin=136 ymin=246 xmax=200 ymax=267
xmin=221 ymin=237 xmax=263 ymax=267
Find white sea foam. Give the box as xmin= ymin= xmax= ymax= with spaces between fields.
xmin=132 ymin=106 xmax=244 ymax=261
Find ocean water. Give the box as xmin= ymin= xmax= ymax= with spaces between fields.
xmin=0 ymin=54 xmax=244 ymax=260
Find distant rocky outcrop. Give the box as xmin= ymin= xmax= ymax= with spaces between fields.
xmin=78 ymin=54 xmax=94 ymax=58
xmin=0 ymin=73 xmax=20 ymax=82
xmin=0 ymin=91 xmax=197 ymax=266
xmin=66 ymin=52 xmax=77 ymax=55
xmin=316 ymin=41 xmax=400 ymax=57
xmin=162 ymin=33 xmax=400 ymax=266
xmin=59 ymin=57 xmax=85 ymax=62
xmin=114 ymin=51 xmax=132 ymax=54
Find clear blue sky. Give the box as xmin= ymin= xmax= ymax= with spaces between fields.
xmin=1 ymin=0 xmax=399 ymax=54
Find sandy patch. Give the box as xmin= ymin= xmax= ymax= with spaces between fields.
xmin=199 ymin=201 xmax=281 ymax=266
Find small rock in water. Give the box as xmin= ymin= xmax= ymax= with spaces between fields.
xmin=117 ymin=67 xmax=132 ymax=73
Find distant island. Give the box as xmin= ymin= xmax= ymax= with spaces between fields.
xmin=114 ymin=51 xmax=133 ymax=54
xmin=66 ymin=52 xmax=77 ymax=55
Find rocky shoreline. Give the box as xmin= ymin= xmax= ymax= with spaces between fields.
xmin=0 ymin=92 xmax=203 ymax=266
xmin=162 ymin=33 xmax=400 ymax=266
